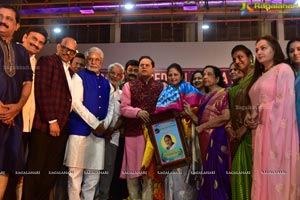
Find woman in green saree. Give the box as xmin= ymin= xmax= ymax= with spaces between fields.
xmin=226 ymin=45 xmax=254 ymax=200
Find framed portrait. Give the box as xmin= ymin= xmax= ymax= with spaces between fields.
xmin=147 ymin=111 xmax=191 ymax=170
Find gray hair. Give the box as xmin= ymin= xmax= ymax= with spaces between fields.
xmin=84 ymin=47 xmax=104 ymax=59
xmin=108 ymin=62 xmax=124 ymax=73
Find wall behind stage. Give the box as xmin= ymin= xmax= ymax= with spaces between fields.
xmin=39 ymin=41 xmax=258 ymax=68
xmin=39 ymin=40 xmax=288 ymax=81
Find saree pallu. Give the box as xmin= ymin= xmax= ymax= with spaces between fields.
xmin=197 ymin=88 xmax=231 ymax=200
xmin=231 ymin=131 xmax=252 ymax=200
xmin=229 ymin=72 xmax=253 ymax=200
xmin=249 ymin=64 xmax=300 ymax=200
xmin=198 ymin=126 xmax=231 ymax=200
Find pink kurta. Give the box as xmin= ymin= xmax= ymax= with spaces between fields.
xmin=249 ymin=63 xmax=300 ymax=200
xmin=119 ymin=82 xmax=144 ymax=179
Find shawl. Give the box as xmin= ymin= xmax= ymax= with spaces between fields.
xmin=155 ymin=81 xmax=203 ymax=113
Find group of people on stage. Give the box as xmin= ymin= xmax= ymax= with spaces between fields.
xmin=1 ymin=4 xmax=300 ymax=200
xmin=154 ymin=36 xmax=300 ymax=200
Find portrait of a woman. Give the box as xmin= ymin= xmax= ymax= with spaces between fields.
xmin=164 ymin=134 xmax=175 ymax=150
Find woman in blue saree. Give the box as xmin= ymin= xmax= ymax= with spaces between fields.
xmin=155 ymin=63 xmax=203 ymax=200
xmin=184 ymin=65 xmax=231 ymax=200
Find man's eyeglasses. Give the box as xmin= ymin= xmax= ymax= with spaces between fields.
xmin=60 ymin=44 xmax=77 ymax=56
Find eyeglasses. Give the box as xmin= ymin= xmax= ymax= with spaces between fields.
xmin=60 ymin=44 xmax=77 ymax=56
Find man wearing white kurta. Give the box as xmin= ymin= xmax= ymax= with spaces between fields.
xmin=97 ymin=63 xmax=124 ymax=200
xmin=64 ymin=47 xmax=114 ymax=200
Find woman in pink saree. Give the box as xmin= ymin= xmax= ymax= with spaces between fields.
xmin=246 ymin=35 xmax=300 ymax=200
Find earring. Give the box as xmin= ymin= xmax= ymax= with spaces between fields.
xmin=250 ymin=56 xmax=254 ymax=65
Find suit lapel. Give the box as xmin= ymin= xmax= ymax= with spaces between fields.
xmin=55 ymin=54 xmax=71 ymax=96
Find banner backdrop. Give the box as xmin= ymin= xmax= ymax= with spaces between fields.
xmin=153 ymin=68 xmax=232 ymax=85
xmin=102 ymin=67 xmax=232 ymax=86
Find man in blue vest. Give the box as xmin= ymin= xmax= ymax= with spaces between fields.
xmin=64 ymin=47 xmax=114 ymax=200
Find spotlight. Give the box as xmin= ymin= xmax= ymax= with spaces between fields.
xmin=124 ymin=3 xmax=134 ymax=10
xmin=202 ymin=24 xmax=209 ymax=30
xmin=53 ymin=27 xmax=61 ymax=34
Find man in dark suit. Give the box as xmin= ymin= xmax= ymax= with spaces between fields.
xmin=22 ymin=37 xmax=77 ymax=200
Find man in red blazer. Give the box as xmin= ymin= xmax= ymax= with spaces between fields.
xmin=22 ymin=37 xmax=77 ymax=200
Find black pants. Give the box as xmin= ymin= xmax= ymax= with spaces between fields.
xmin=22 ymin=127 xmax=69 ymax=200
xmin=109 ymin=136 xmax=129 ymax=200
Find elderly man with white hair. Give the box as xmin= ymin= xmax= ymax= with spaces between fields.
xmin=64 ymin=47 xmax=114 ymax=200
xmin=96 ymin=62 xmax=125 ymax=200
